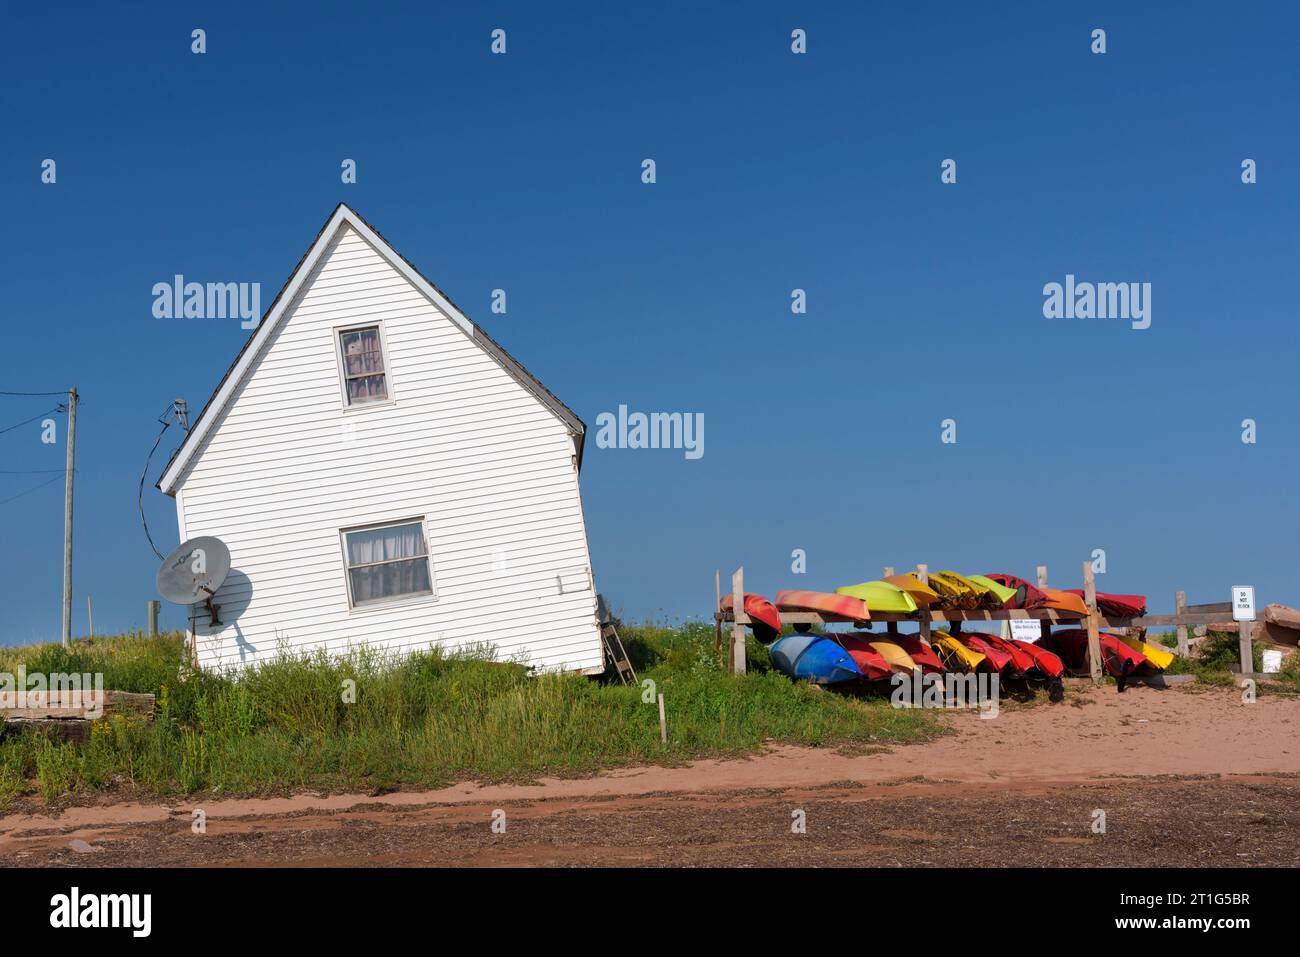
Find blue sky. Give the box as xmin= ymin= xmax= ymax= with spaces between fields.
xmin=2 ymin=2 xmax=1297 ymax=642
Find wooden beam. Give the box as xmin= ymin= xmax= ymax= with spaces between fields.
xmin=731 ymin=567 xmax=746 ymax=674
xmin=1082 ymin=561 xmax=1102 ymax=684
xmin=719 ymin=608 xmax=1085 ymax=625
xmin=0 ymin=690 xmax=155 ymax=720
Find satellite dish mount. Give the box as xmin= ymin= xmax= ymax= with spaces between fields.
xmin=156 ymin=536 xmax=232 ymax=628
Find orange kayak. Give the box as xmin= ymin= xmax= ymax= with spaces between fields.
xmin=1039 ymin=588 xmax=1089 ymax=616
xmin=882 ymin=574 xmax=941 ymax=607
xmin=775 ymin=590 xmax=870 ymax=621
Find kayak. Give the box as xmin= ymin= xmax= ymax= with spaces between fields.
xmin=1038 ymin=588 xmax=1089 ymax=617
xmin=1064 ymin=590 xmax=1147 ymax=618
xmin=831 ymin=633 xmax=900 ymax=680
xmin=927 ymin=571 xmax=984 ymax=610
xmin=955 ymin=632 xmax=1017 ymax=674
xmin=1007 ymin=638 xmax=1066 ymax=679
xmin=887 ymin=633 xmax=947 ymax=674
xmin=775 ymin=589 xmax=870 ymax=621
xmin=835 ymin=580 xmax=919 ymax=614
xmin=966 ymin=574 xmax=1017 ymax=606
xmin=719 ymin=592 xmax=782 ymax=642
xmin=1119 ymin=636 xmax=1173 ymax=670
xmin=931 ymin=630 xmax=986 ymax=672
xmin=1041 ymin=629 xmax=1150 ymax=684
xmin=882 ymin=574 xmax=941 ymax=607
xmin=976 ymin=632 xmax=1037 ymax=675
xmin=836 ymin=633 xmax=916 ymax=675
xmin=769 ymin=633 xmax=864 ymax=684
xmin=984 ymin=573 xmax=1049 ymax=610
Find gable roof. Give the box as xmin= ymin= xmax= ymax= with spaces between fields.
xmin=157 ymin=203 xmax=586 ymax=495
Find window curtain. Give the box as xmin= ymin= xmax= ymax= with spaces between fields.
xmin=347 ymin=523 xmax=431 ymax=603
xmin=341 ymin=327 xmax=387 ymax=403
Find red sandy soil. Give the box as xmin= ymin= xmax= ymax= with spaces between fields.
xmin=2 ymin=685 xmax=1297 ymax=867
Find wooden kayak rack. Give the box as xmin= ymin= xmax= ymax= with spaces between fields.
xmin=714 ymin=563 xmax=1249 ymax=685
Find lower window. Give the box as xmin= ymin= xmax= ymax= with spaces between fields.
xmin=342 ymin=519 xmax=434 ymax=606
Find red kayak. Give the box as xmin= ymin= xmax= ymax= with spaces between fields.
xmin=977 ymin=632 xmax=1037 ymax=675
xmin=1007 ymin=638 xmax=1065 ymax=679
xmin=955 ymin=632 xmax=1016 ymax=674
xmin=719 ymin=592 xmax=782 ymax=642
xmin=888 ymin=634 xmax=946 ymax=674
xmin=1063 ymin=590 xmax=1147 ymax=618
xmin=984 ymin=573 xmax=1049 ymax=609
xmin=829 ymin=634 xmax=893 ymax=681
xmin=1040 ymin=629 xmax=1149 ymax=689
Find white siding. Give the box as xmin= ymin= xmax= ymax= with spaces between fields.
xmin=173 ymin=224 xmax=602 ymax=673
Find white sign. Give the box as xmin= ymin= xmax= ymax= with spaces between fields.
xmin=1231 ymin=585 xmax=1256 ymax=622
xmin=1261 ymin=649 xmax=1282 ymax=674
xmin=1010 ymin=619 xmax=1043 ymax=642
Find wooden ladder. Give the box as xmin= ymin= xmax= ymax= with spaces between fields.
xmin=596 ymin=594 xmax=637 ymax=685
xmin=601 ymin=623 xmax=637 ymax=685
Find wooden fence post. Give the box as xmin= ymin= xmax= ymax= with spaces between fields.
xmin=148 ymin=600 xmax=160 ymax=637
xmin=1239 ymin=620 xmax=1254 ymax=678
xmin=883 ymin=566 xmax=895 ymax=578
xmin=731 ymin=566 xmax=747 ymax=675
xmin=1175 ymin=591 xmax=1188 ymax=657
xmin=1082 ymin=561 xmax=1102 ymax=683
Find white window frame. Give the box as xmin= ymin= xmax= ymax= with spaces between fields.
xmin=332 ymin=320 xmax=396 ymax=411
xmin=339 ymin=517 xmax=437 ymax=611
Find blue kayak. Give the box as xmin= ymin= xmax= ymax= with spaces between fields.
xmin=769 ymin=633 xmax=863 ymax=685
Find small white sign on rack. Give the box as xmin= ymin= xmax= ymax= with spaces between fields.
xmin=1231 ymin=585 xmax=1256 ymax=622
xmin=1010 ymin=619 xmax=1043 ymax=642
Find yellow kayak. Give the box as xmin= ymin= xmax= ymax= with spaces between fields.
xmin=864 ymin=637 xmax=918 ymax=675
xmin=928 ymin=571 xmax=984 ymax=610
xmin=931 ymin=630 xmax=985 ymax=672
xmin=966 ymin=574 xmax=1017 ymax=606
xmin=835 ymin=580 xmax=919 ymax=614
xmin=883 ymin=573 xmax=941 ymax=607
xmin=1120 ymin=636 xmax=1174 ymax=670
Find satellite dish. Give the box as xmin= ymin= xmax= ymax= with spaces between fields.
xmin=157 ymin=536 xmax=230 ymax=625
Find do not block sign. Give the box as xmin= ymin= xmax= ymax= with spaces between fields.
xmin=1232 ymin=586 xmax=1256 ymax=622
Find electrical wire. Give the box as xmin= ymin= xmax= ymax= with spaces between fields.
xmin=0 ymin=390 xmax=69 ymax=397
xmin=0 ymin=468 xmax=66 ymax=474
xmin=0 ymin=405 xmax=62 ymax=437
xmin=138 ymin=404 xmax=177 ymax=560
xmin=0 ymin=473 xmax=64 ymax=506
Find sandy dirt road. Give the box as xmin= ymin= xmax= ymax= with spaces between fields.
xmin=2 ymin=685 xmax=1297 ymax=866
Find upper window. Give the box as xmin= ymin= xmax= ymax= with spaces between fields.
xmin=338 ymin=325 xmax=388 ymax=405
xmin=342 ymin=520 xmax=433 ymax=607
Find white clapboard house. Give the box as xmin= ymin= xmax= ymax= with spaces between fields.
xmin=157 ymin=204 xmax=604 ymax=674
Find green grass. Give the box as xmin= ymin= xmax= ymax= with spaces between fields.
xmin=0 ymin=622 xmax=936 ymax=804
xmin=1162 ymin=630 xmax=1300 ymax=690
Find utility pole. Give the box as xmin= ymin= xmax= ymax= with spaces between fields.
xmin=61 ymin=387 xmax=78 ymax=648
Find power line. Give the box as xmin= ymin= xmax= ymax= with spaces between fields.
xmin=0 ymin=406 xmax=63 ymax=437
xmin=0 ymin=473 xmax=63 ymax=506
xmin=0 ymin=390 xmax=69 ymax=397
xmin=0 ymin=468 xmax=68 ymax=474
